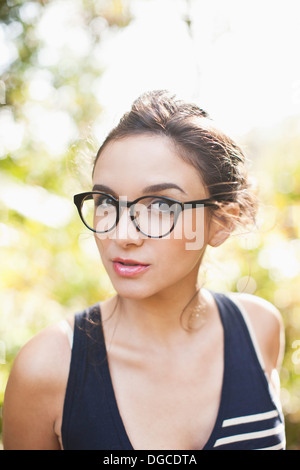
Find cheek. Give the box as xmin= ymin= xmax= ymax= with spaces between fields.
xmin=152 ymin=210 xmax=212 ymax=283
xmin=153 ymin=236 xmax=204 ymax=283
xmin=93 ymin=234 xmax=109 ymax=266
xmin=172 ymin=208 xmax=210 ymax=251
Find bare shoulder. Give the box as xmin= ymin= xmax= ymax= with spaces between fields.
xmin=231 ymin=292 xmax=283 ymax=328
xmin=3 ymin=318 xmax=73 ymax=449
xmin=230 ymin=292 xmax=285 ymax=372
xmin=9 ymin=318 xmax=73 ymax=384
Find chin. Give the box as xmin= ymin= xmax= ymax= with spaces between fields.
xmin=109 ymin=275 xmax=157 ymax=300
xmin=115 ymin=285 xmax=152 ymax=300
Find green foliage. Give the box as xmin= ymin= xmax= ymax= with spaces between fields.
xmin=0 ymin=0 xmax=129 ymax=447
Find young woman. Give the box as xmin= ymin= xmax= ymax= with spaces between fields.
xmin=3 ymin=90 xmax=285 ymax=450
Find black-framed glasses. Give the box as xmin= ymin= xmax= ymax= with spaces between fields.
xmin=74 ymin=191 xmax=218 ymax=239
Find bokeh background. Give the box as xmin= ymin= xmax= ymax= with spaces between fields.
xmin=0 ymin=0 xmax=300 ymax=449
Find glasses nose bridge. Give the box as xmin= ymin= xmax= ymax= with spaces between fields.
xmin=117 ymin=198 xmax=136 ymax=220
xmin=115 ymin=198 xmax=141 ymax=237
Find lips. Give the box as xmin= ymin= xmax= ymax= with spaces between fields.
xmin=112 ymin=258 xmax=150 ymax=277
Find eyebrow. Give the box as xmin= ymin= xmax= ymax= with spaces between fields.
xmin=92 ymin=184 xmax=118 ymax=196
xmin=92 ymin=182 xmax=187 ymax=196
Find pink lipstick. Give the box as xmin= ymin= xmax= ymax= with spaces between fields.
xmin=112 ymin=258 xmax=150 ymax=277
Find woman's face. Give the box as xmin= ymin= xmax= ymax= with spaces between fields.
xmin=92 ymin=134 xmax=216 ymax=301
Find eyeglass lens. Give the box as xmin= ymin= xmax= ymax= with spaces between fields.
xmin=80 ymin=194 xmax=180 ymax=237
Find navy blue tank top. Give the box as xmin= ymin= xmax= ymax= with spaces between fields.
xmin=61 ymin=292 xmax=285 ymax=450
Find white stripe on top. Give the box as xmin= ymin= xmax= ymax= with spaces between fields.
xmin=213 ymin=423 xmax=284 ymax=448
xmin=222 ymin=410 xmax=279 ymax=428
xmin=59 ymin=319 xmax=74 ymax=349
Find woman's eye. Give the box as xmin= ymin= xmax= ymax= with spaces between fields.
xmin=150 ymin=199 xmax=173 ymax=213
xmin=95 ymin=196 xmax=115 ymax=207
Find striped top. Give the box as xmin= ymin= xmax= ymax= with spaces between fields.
xmin=61 ymin=292 xmax=286 ymax=450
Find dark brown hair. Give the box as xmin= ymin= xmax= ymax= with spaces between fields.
xmin=93 ymin=90 xmax=257 ymax=229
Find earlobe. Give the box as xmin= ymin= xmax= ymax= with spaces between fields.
xmin=207 ymin=203 xmax=240 ymax=247
xmin=208 ymin=224 xmax=231 ymax=247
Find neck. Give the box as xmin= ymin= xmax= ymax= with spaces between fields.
xmin=113 ymin=280 xmax=207 ymax=347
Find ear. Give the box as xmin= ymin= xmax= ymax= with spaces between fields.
xmin=207 ymin=203 xmax=240 ymax=247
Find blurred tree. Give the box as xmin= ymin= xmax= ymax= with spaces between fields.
xmin=0 ymin=0 xmax=132 ymax=447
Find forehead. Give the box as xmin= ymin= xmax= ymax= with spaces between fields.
xmin=93 ymin=134 xmax=205 ymax=196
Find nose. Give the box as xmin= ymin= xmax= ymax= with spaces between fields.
xmin=113 ymin=205 xmax=145 ymax=246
